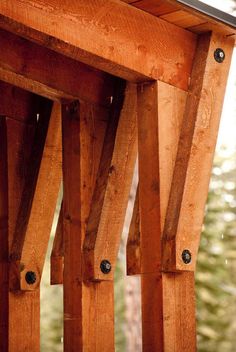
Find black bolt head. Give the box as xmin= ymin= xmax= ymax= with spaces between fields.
xmin=100 ymin=260 xmax=112 ymax=274
xmin=182 ymin=250 xmax=192 ymax=264
xmin=25 ymin=271 xmax=37 ymax=285
xmin=214 ymin=48 xmax=225 ymax=63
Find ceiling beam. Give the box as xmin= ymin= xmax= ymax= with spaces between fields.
xmin=0 ymin=28 xmax=114 ymax=106
xmin=0 ymin=0 xmax=197 ymax=90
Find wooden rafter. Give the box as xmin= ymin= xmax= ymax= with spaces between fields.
xmin=0 ymin=0 xmax=196 ymax=90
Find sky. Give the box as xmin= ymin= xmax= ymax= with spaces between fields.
xmin=199 ymin=0 xmax=236 ymax=153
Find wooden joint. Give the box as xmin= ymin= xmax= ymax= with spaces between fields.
xmin=83 ymin=81 xmax=138 ymax=281
xmin=10 ymin=102 xmax=62 ymax=291
xmin=162 ymin=32 xmax=235 ymax=272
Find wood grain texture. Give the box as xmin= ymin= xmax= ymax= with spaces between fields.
xmin=10 ymin=102 xmax=62 ymax=291
xmin=121 ymin=0 xmax=236 ymax=35
xmin=160 ymin=10 xmax=205 ymax=28
xmin=0 ymin=81 xmax=41 ymax=123
xmin=62 ymin=96 xmax=115 ymax=351
xmin=128 ymin=80 xmax=187 ymax=275
xmin=141 ymin=272 xmax=196 ymax=351
xmin=0 ymin=28 xmax=114 ymax=106
xmin=137 ymin=81 xmax=196 ymax=350
xmin=0 ymin=118 xmax=9 ymax=352
xmin=0 ymin=0 xmax=196 ymax=90
xmin=7 ymin=118 xmax=41 ymax=351
xmin=137 ymin=81 xmax=161 ymax=273
xmin=51 ymin=201 xmax=64 ymax=285
xmin=5 ymin=99 xmax=49 ymax=351
xmin=162 ymin=32 xmax=235 ymax=272
xmin=83 ymin=82 xmax=138 ymax=281
xmin=131 ymin=0 xmax=177 ymax=16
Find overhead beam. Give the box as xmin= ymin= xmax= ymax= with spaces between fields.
xmin=0 ymin=28 xmax=114 ymax=106
xmin=0 ymin=0 xmax=196 ymax=90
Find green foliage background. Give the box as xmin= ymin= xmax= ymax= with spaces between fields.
xmin=196 ymin=150 xmax=236 ymax=352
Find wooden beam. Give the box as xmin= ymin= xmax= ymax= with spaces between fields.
xmin=0 ymin=117 xmax=9 ymax=352
xmin=0 ymin=28 xmax=114 ymax=106
xmin=62 ymin=95 xmax=116 ymax=350
xmin=137 ymin=80 xmax=196 ymax=351
xmin=0 ymin=81 xmax=40 ymax=123
xmin=162 ymin=32 xmax=235 ymax=272
xmin=83 ymin=82 xmax=137 ymax=281
xmin=51 ymin=201 xmax=64 ymax=285
xmin=2 ymin=95 xmax=51 ymax=351
xmin=0 ymin=0 xmax=196 ymax=90
xmin=10 ymin=102 xmax=62 ymax=291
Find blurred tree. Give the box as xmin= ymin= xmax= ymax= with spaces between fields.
xmin=196 ymin=149 xmax=236 ymax=352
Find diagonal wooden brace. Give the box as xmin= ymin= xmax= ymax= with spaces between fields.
xmin=127 ymin=32 xmax=235 ymax=276
xmin=10 ymin=102 xmax=62 ymax=291
xmin=162 ymin=32 xmax=235 ymax=272
xmin=83 ymin=82 xmax=138 ymax=281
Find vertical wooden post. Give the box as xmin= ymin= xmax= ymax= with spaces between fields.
xmin=0 ymin=84 xmax=52 ymax=351
xmin=62 ymin=98 xmax=116 ymax=351
xmin=0 ymin=117 xmax=8 ymax=352
xmin=137 ymin=81 xmax=195 ymax=351
xmin=137 ymin=32 xmax=234 ymax=351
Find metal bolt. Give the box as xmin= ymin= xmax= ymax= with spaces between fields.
xmin=100 ymin=260 xmax=112 ymax=274
xmin=182 ymin=249 xmax=192 ymax=264
xmin=25 ymin=271 xmax=37 ymax=285
xmin=214 ymin=48 xmax=225 ymax=63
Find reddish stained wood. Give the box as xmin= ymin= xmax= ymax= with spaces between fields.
xmin=127 ymin=80 xmax=187 ymax=275
xmin=121 ymin=0 xmax=236 ymax=35
xmin=0 ymin=0 xmax=197 ymax=90
xmin=83 ymin=82 xmax=138 ymax=281
xmin=51 ymin=201 xmax=64 ymax=285
xmin=0 ymin=118 xmax=8 ymax=352
xmin=10 ymin=103 xmax=62 ymax=291
xmin=162 ymin=32 xmax=235 ymax=272
xmin=137 ymin=81 xmax=161 ymax=273
xmin=142 ymin=272 xmax=196 ymax=351
xmin=160 ymin=10 xmax=205 ymax=28
xmin=62 ymin=95 xmax=116 ymax=351
xmin=137 ymin=81 xmax=197 ymax=350
xmin=5 ymin=95 xmax=50 ymax=350
xmin=131 ymin=0 xmax=177 ymax=16
xmin=0 ymin=28 xmax=114 ymax=106
xmin=0 ymin=81 xmax=40 ymax=123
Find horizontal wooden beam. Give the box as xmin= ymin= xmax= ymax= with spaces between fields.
xmin=0 ymin=28 xmax=114 ymax=106
xmin=0 ymin=0 xmax=196 ymax=90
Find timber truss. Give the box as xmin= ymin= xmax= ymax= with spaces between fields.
xmin=0 ymin=0 xmax=235 ymax=351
